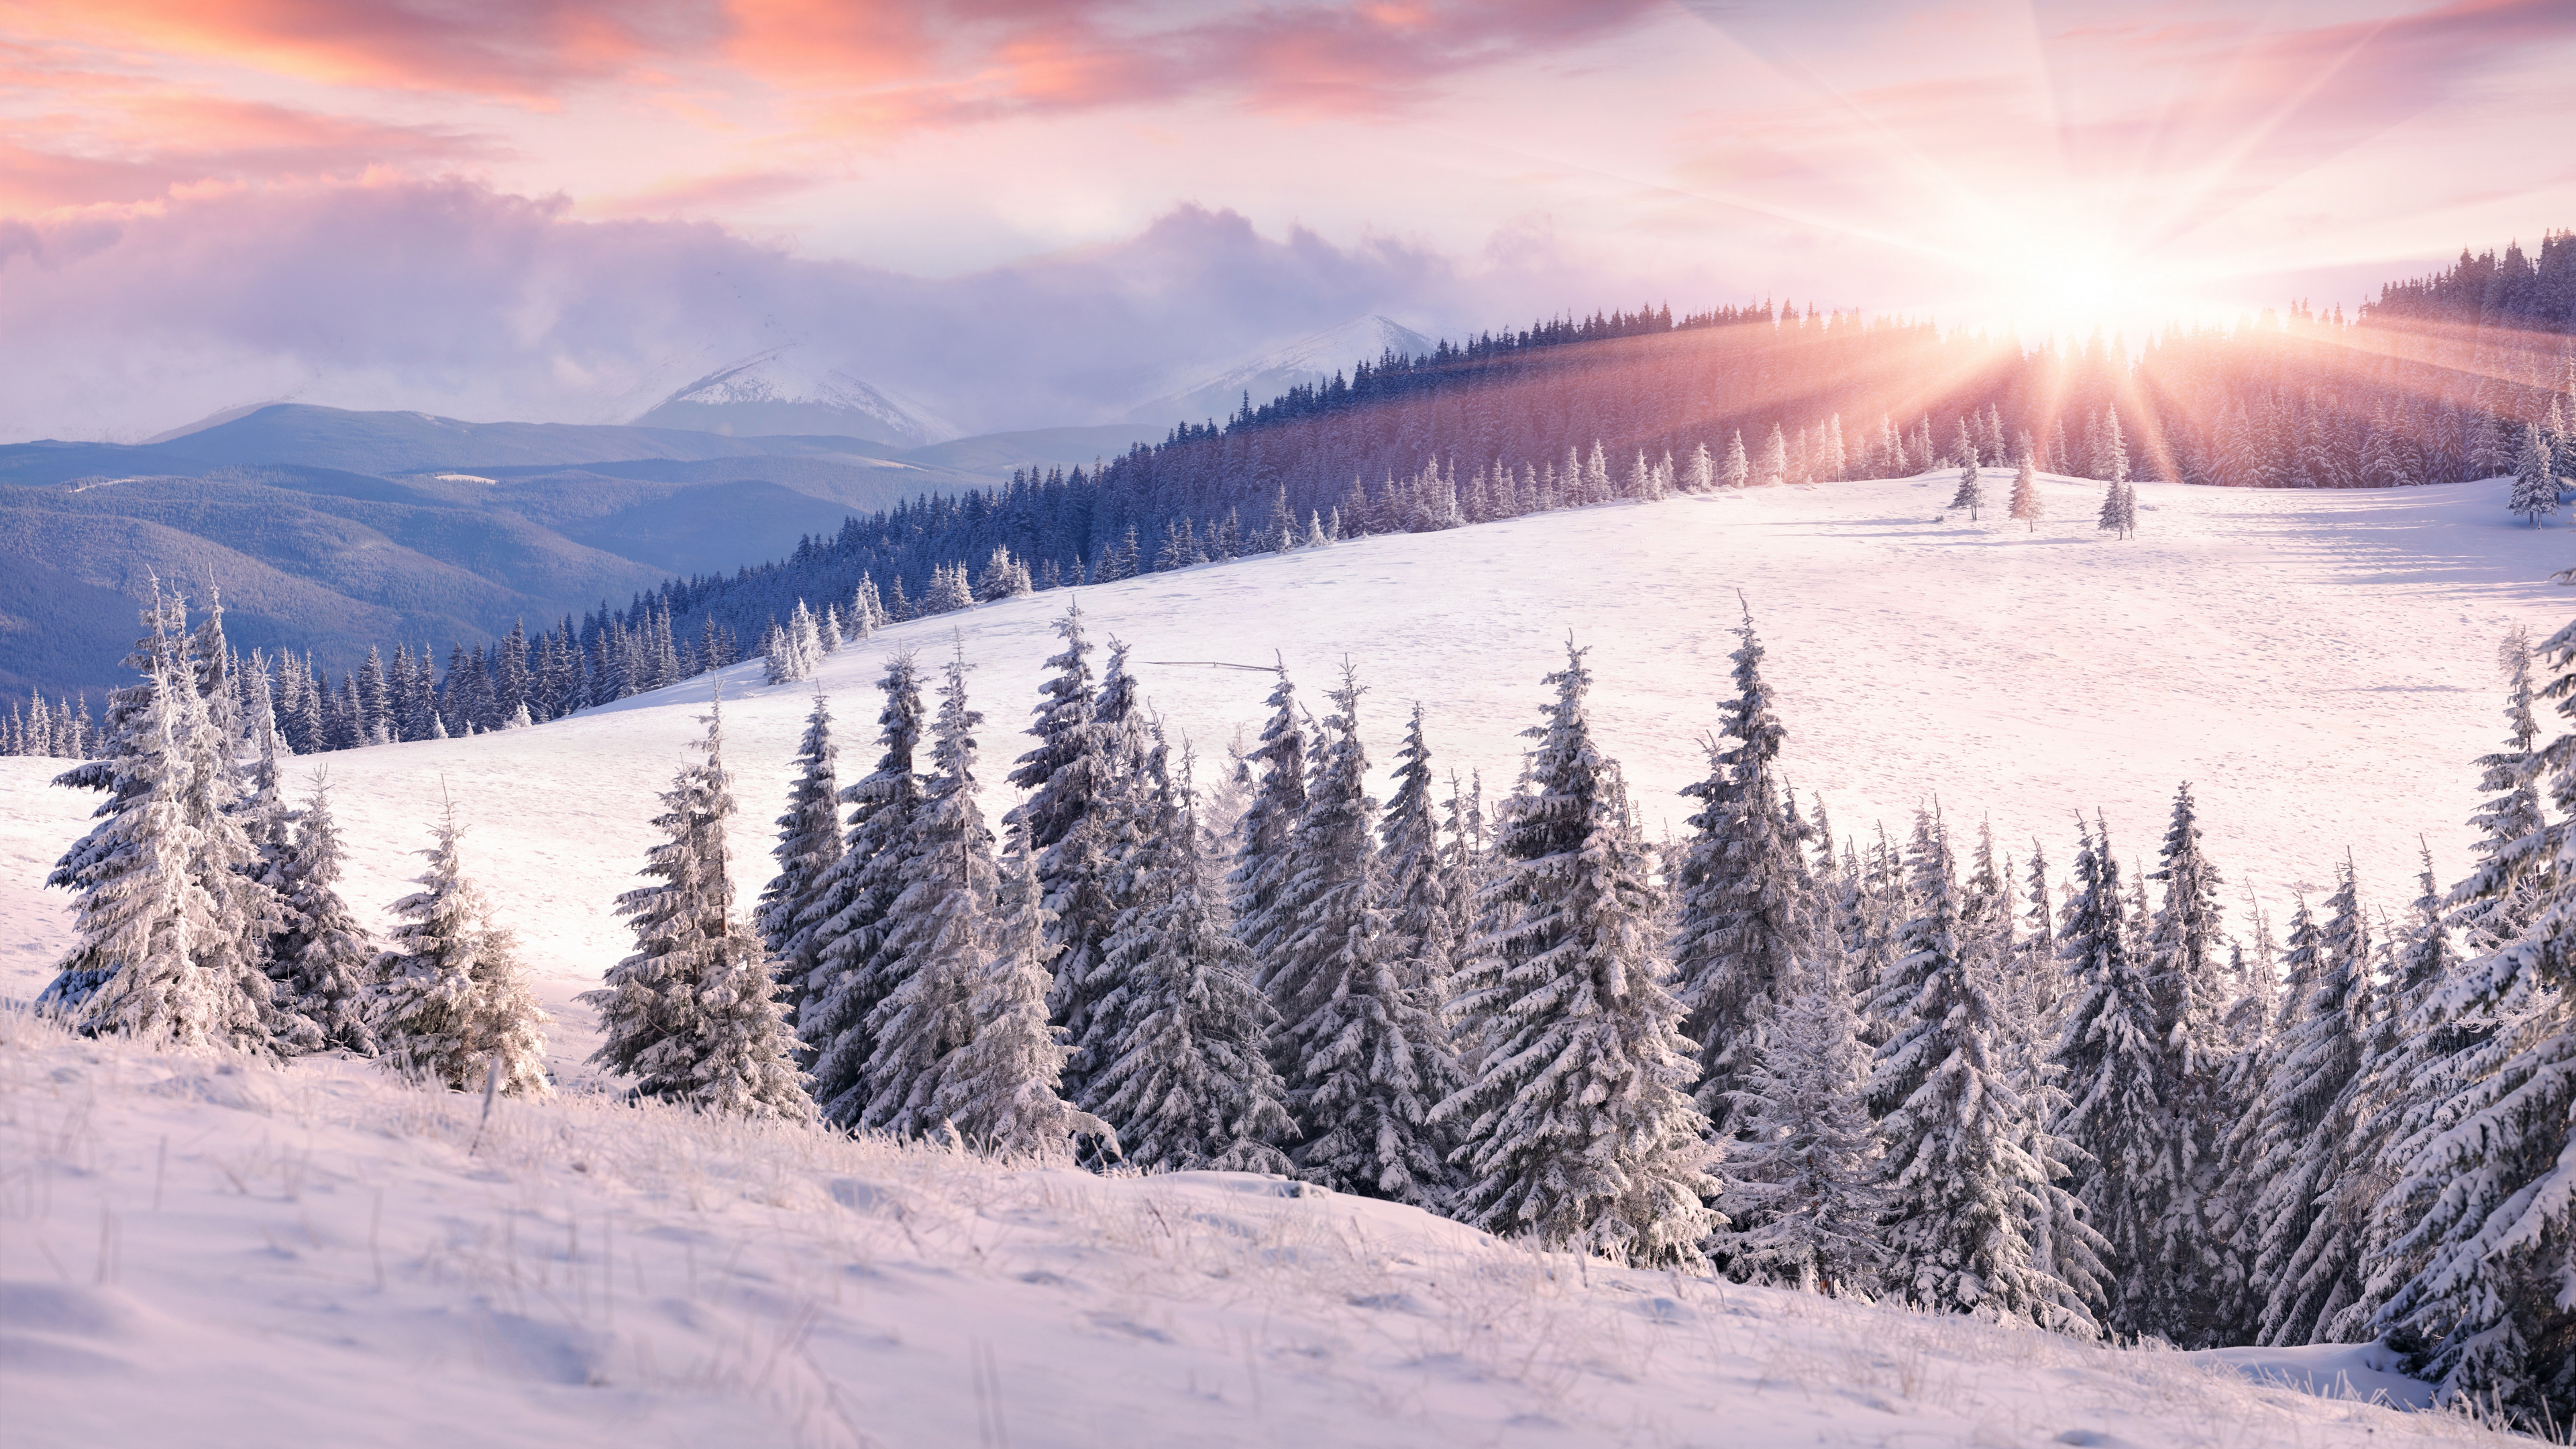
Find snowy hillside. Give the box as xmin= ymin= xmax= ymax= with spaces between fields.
xmin=4 ymin=472 xmax=2561 ymax=1048
xmin=4 ymin=470 xmax=2564 ymax=1446
xmin=1121 ymin=315 xmax=1432 ymax=425
xmin=0 ymin=1006 xmax=2496 ymax=1448
xmin=637 ymin=347 xmax=956 ymax=447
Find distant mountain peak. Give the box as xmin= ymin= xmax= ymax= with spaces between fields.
xmin=637 ymin=347 xmax=954 ymax=447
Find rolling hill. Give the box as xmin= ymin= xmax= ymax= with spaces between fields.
xmin=1 ymin=470 xmax=2553 ymax=1448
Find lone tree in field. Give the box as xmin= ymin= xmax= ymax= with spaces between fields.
xmin=2008 ymin=458 xmax=2043 ymax=532
xmin=1950 ymin=462 xmax=1985 ymax=521
xmin=2510 ymin=429 xmax=2558 ymax=527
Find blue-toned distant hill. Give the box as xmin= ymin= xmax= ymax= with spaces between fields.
xmin=0 ymin=405 xmax=1033 ymax=705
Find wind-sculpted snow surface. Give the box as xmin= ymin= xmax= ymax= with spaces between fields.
xmin=3 ymin=472 xmax=2563 ymax=1059
xmin=0 ymin=1009 xmax=2514 ymax=1448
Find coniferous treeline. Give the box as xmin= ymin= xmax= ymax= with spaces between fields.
xmin=39 ymin=582 xmax=553 ymax=1093
xmin=38 ymin=573 xmax=2576 ymax=1428
xmin=54 ymin=235 xmax=2569 ymax=751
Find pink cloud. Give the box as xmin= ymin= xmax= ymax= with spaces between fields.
xmin=13 ymin=0 xmax=716 ymax=99
xmin=0 ymin=178 xmax=1562 ymax=441
xmin=0 ymin=90 xmax=500 ymax=209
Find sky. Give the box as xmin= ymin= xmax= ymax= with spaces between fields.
xmin=2 ymin=0 xmax=2570 ymax=442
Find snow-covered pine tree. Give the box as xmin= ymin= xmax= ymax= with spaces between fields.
xmin=372 ymin=800 xmax=549 ymax=1095
xmin=1004 ymin=604 xmax=1132 ymax=1104
xmin=264 ymin=781 xmax=376 ymax=1053
xmin=1673 ymin=604 xmax=1821 ymax=1127
xmin=2452 ymin=626 xmax=2550 ymax=951
xmin=934 ymin=821 xmax=1087 ymax=1155
xmin=2053 ymin=814 xmax=2202 ymax=1343
xmin=1433 ymin=642 xmax=1718 ymax=1266
xmin=761 ymin=621 xmax=794 ymax=685
xmin=1269 ymin=667 xmax=1455 ymax=1204
xmin=2008 ymin=457 xmax=2043 ymax=532
xmin=2248 ymin=858 xmax=2375 ymax=1346
xmin=1232 ymin=663 xmax=1309 ymax=994
xmin=1714 ymin=950 xmax=1884 ymax=1295
xmin=1871 ymin=812 xmax=2104 ymax=1335
xmin=2331 ymin=843 xmax=2464 ymax=1344
xmin=1381 ymin=702 xmax=1468 ymax=1169
xmin=1722 ymin=430 xmax=1751 ymax=489
xmin=1091 ymin=751 xmax=1297 ymax=1172
xmin=2366 ymin=622 xmax=2576 ymax=1422
xmin=2508 ymin=429 xmax=2557 ymax=525
xmin=584 ymin=692 xmax=808 ymax=1118
xmin=1762 ymin=425 xmax=1789 ymax=487
xmin=862 ymin=651 xmax=997 ymax=1136
xmin=46 ymin=631 xmax=303 ymax=1053
xmin=2097 ymin=481 xmax=2125 ymax=534
xmin=1950 ymin=462 xmax=1984 ymax=520
xmin=1688 ymin=441 xmax=1715 ymax=492
xmin=47 ymin=587 xmax=193 ymax=932
xmin=756 ymin=690 xmax=841 ymax=1030
xmin=801 ymin=653 xmax=928 ymax=1126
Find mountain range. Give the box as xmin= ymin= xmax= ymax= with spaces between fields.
xmin=0 ymin=311 xmax=1432 ymax=706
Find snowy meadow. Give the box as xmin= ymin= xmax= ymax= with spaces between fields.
xmin=0 ymin=1005 xmax=2508 ymax=1448
xmin=5 ymin=471 xmax=2574 ymax=1445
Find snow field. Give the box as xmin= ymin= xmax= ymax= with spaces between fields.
xmin=0 ymin=1008 xmax=2520 ymax=1448
xmin=7 ymin=472 xmax=2560 ymax=1059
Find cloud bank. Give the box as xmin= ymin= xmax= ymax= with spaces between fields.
xmin=0 ymin=179 xmax=1640 ymax=443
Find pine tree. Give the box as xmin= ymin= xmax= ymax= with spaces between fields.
xmin=1872 ymin=812 xmax=2103 ymax=1335
xmin=1951 ymin=462 xmax=1984 ymax=520
xmin=2454 ymin=626 xmax=2550 ymax=950
xmin=46 ymin=632 xmax=303 ymax=1053
xmin=1004 ymin=603 xmax=1131 ymax=1104
xmin=2247 ymin=859 xmax=2375 ymax=1346
xmin=1270 ymin=667 xmax=1456 ymax=1203
xmin=1233 ymin=663 xmax=1309 ymax=996
xmin=1721 ymin=430 xmax=1751 ymax=489
xmin=265 ymin=781 xmax=377 ymax=1053
xmin=2008 ymin=458 xmax=2043 ymax=532
xmin=1434 ymin=642 xmax=1718 ymax=1266
xmin=802 ymin=653 xmax=928 ymax=1126
xmin=2053 ymin=815 xmax=2199 ymax=1342
xmin=2508 ymin=429 xmax=2557 ymax=525
xmin=1714 ymin=954 xmax=1884 ymax=1295
xmin=862 ymin=651 xmax=997 ymax=1136
xmin=935 ymin=822 xmax=1089 ymax=1154
xmin=2368 ymin=624 xmax=2576 ymax=1421
xmin=372 ymin=800 xmax=549 ymax=1095
xmin=1672 ymin=604 xmax=1820 ymax=1126
xmin=757 ymin=690 xmax=843 ymax=1031
xmin=585 ymin=693 xmax=808 ymax=1118
xmin=1091 ymin=752 xmax=1297 ymax=1172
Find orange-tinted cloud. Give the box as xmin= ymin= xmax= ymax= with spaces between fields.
xmin=5 ymin=0 xmax=717 ymax=99
xmin=0 ymin=91 xmax=499 ymax=209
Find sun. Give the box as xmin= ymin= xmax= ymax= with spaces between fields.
xmin=1955 ymin=227 xmax=2216 ymax=341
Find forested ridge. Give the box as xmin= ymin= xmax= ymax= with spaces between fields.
xmin=7 ymin=231 xmax=2571 ymax=753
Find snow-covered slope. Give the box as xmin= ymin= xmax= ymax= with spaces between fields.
xmin=0 ymin=1008 xmax=2498 ymax=1448
xmin=1121 ymin=315 xmax=1432 ymax=425
xmin=3 ymin=472 xmax=2559 ymax=1446
xmin=4 ymin=472 xmax=2563 ymax=1044
xmin=636 ymin=347 xmax=955 ymax=447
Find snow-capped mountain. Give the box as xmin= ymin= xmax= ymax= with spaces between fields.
xmin=1121 ymin=314 xmax=1434 ymax=425
xmin=635 ymin=346 xmax=955 ymax=447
